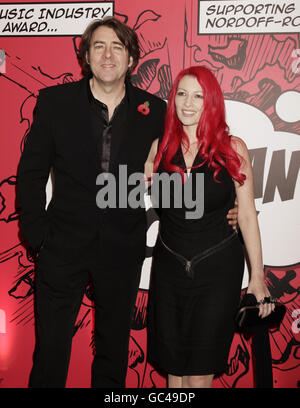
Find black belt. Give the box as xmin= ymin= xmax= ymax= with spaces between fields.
xmin=158 ymin=230 xmax=238 ymax=279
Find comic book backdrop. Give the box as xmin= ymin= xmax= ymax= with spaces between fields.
xmin=0 ymin=0 xmax=299 ymax=388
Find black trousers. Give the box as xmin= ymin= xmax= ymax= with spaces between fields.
xmin=29 ymin=240 xmax=142 ymax=388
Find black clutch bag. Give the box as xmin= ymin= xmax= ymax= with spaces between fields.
xmin=236 ymin=293 xmax=286 ymax=330
xmin=235 ymin=293 xmax=286 ymax=388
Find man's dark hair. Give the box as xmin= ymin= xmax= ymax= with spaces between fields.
xmin=79 ymin=17 xmax=140 ymax=76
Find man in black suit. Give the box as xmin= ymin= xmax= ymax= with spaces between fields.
xmin=17 ymin=17 xmax=167 ymax=388
xmin=17 ymin=17 xmax=237 ymax=388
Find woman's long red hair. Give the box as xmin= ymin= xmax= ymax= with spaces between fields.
xmin=154 ymin=66 xmax=245 ymax=184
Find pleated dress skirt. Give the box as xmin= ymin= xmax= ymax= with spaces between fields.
xmin=147 ymin=232 xmax=245 ymax=376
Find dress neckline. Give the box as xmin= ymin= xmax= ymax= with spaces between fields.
xmin=180 ymin=144 xmax=201 ymax=174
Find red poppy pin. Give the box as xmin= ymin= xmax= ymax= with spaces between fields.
xmin=137 ymin=101 xmax=150 ymax=116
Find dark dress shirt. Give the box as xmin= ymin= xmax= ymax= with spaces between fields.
xmin=87 ymin=80 xmax=128 ymax=173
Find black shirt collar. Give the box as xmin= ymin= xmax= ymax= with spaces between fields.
xmin=86 ymin=76 xmax=130 ymax=107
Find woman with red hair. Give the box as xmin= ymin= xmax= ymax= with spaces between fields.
xmin=145 ymin=66 xmax=274 ymax=388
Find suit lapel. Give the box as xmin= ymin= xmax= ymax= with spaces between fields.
xmin=109 ymin=80 xmax=133 ymax=172
xmin=109 ymin=81 xmax=148 ymax=174
xmin=71 ymin=76 xmax=101 ymax=174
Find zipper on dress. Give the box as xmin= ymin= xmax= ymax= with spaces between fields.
xmin=158 ymin=230 xmax=238 ymax=280
xmin=185 ymin=260 xmax=192 ymax=274
xmin=158 ymin=233 xmax=195 ymax=278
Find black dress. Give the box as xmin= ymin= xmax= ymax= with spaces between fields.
xmin=147 ymin=147 xmax=245 ymax=376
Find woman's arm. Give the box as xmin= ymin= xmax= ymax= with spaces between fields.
xmin=231 ymin=136 xmax=274 ymax=318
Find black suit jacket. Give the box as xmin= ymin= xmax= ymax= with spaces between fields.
xmin=17 ymin=76 xmax=166 ymax=266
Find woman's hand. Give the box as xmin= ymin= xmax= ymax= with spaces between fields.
xmin=226 ymin=199 xmax=238 ymax=230
xmin=247 ymin=276 xmax=275 ymax=318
